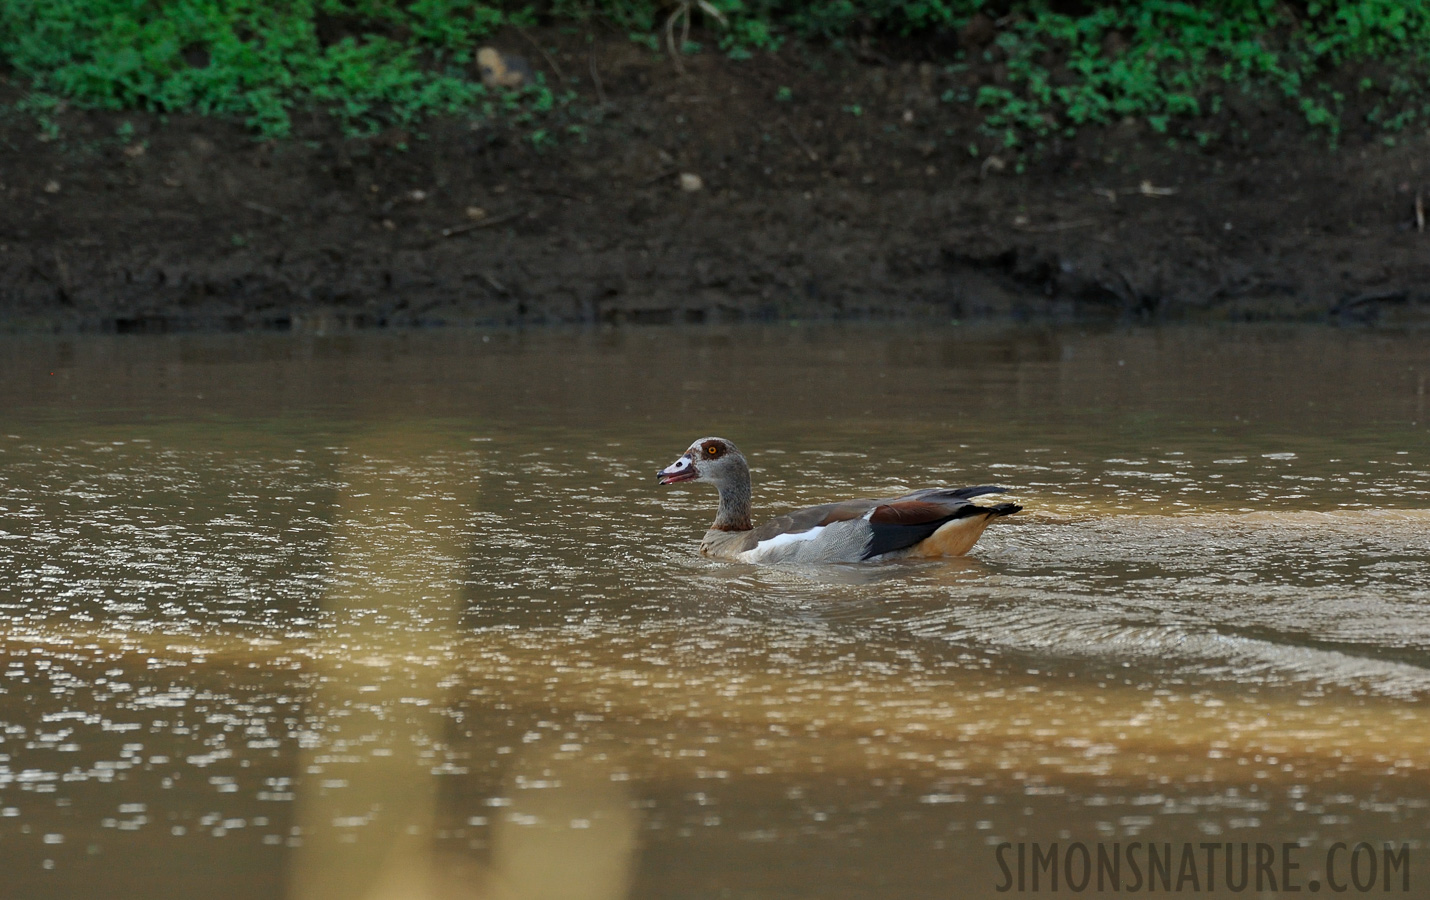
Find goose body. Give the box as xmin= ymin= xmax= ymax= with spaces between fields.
xmin=657 ymin=437 xmax=1021 ymax=564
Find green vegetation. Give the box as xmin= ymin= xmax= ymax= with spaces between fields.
xmin=0 ymin=0 xmax=558 ymax=137
xmin=3 ymin=1 xmax=1430 ymax=145
xmin=964 ymin=0 xmax=1430 ymax=147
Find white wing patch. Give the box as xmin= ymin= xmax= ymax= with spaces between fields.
xmin=748 ymin=525 xmax=826 ymax=559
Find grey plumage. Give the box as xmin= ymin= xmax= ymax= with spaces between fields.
xmin=657 ymin=437 xmax=1021 ymax=564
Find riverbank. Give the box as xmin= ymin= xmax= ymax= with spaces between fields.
xmin=6 ymin=28 xmax=1430 ymax=332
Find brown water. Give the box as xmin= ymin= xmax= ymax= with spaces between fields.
xmin=0 ymin=325 xmax=1427 ymax=899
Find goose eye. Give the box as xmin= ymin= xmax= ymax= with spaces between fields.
xmin=706 ymin=446 xmax=719 ymax=456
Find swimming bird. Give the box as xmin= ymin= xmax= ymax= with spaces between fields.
xmin=656 ymin=437 xmax=1021 ymax=563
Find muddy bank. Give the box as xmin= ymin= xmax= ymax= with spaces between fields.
xmin=5 ymin=33 xmax=1430 ymax=332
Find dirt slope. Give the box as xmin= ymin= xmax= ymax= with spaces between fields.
xmin=4 ymin=32 xmax=1430 ymax=331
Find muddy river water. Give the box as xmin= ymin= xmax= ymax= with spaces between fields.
xmin=0 ymin=325 xmax=1427 ymax=899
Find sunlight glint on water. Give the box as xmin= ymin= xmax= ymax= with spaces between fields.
xmin=0 ymin=325 xmax=1427 ymax=899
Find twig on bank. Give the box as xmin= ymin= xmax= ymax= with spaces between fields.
xmin=513 ymin=25 xmax=563 ymax=83
xmin=53 ymin=248 xmax=72 ymax=296
xmin=243 ymin=200 xmax=291 ymax=222
xmin=1335 ymin=290 xmax=1408 ymax=313
xmin=588 ymin=46 xmax=607 ymax=106
xmin=1090 ymin=182 xmax=1178 ymax=202
xmin=479 ymin=272 xmax=508 ymax=294
xmin=441 ymin=211 xmax=522 ymax=237
xmin=638 ymin=167 xmax=681 ymax=187
xmin=1113 ymin=268 xmax=1138 ymax=302
xmin=786 ymin=122 xmax=819 ymax=162
xmin=1416 ymin=189 xmax=1425 ymax=233
xmin=531 ymin=186 xmax=591 ymax=203
xmin=665 ymin=0 xmax=727 ymax=75
xmin=1012 ymin=218 xmax=1098 ymax=233
xmin=1136 ymin=180 xmax=1178 ymax=197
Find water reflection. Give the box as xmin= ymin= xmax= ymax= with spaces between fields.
xmin=490 ymin=751 xmax=638 ymax=900
xmin=0 ymin=325 xmax=1427 ymax=899
xmin=290 ymin=429 xmax=469 ymax=900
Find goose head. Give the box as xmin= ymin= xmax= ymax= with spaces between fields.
xmin=656 ymin=437 xmax=748 ymax=488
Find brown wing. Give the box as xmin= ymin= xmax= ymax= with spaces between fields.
xmin=868 ymin=500 xmax=957 ymax=525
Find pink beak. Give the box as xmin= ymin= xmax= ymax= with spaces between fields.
xmin=657 ymin=454 xmax=697 ymax=485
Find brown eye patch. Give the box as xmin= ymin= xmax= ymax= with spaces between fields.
xmin=703 ymin=443 xmax=721 ymax=457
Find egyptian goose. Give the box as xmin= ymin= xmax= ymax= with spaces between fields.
xmin=656 ymin=437 xmax=1021 ymax=563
